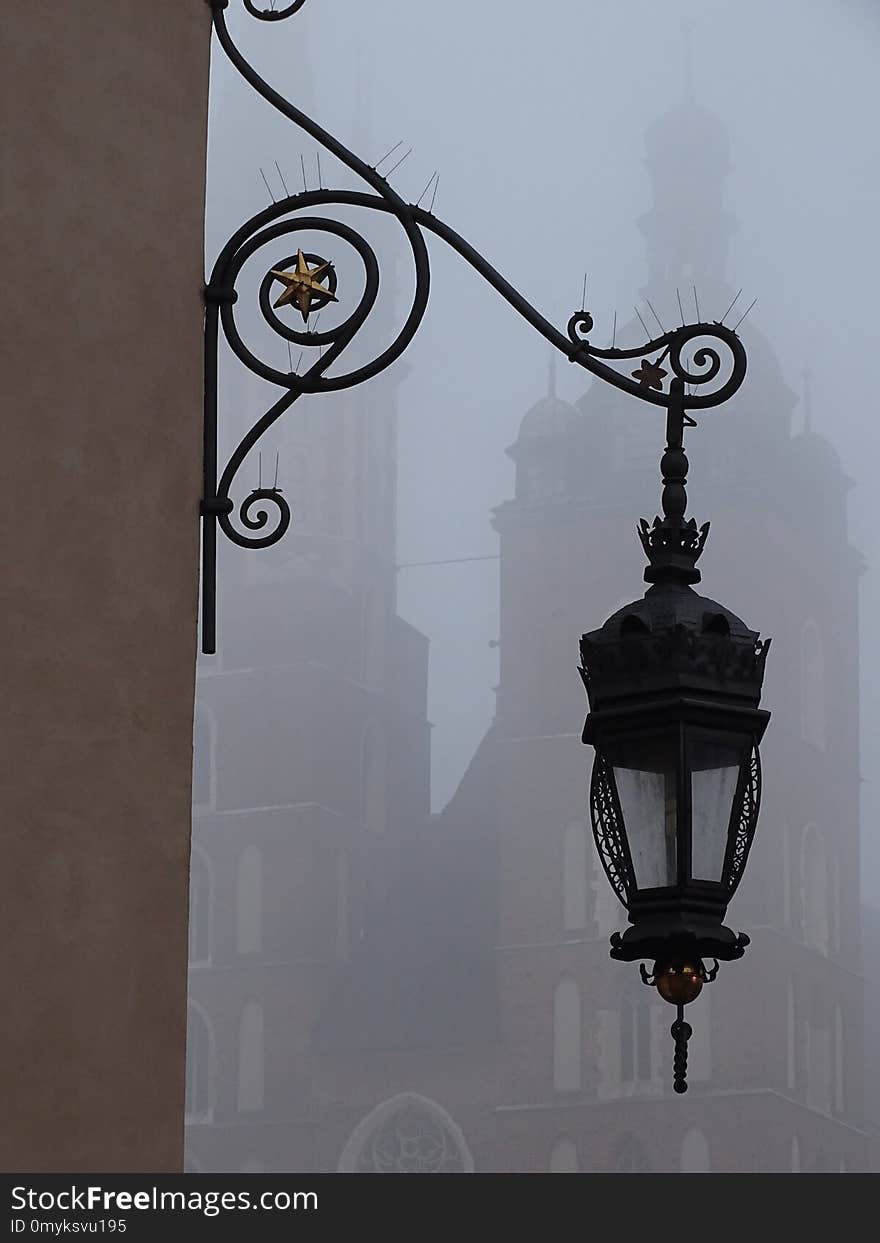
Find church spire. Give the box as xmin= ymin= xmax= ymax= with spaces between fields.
xmin=682 ymin=19 xmax=696 ymax=106
xmin=639 ymin=21 xmax=733 ymax=309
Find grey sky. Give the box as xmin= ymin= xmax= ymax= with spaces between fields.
xmin=206 ymin=0 xmax=880 ymax=898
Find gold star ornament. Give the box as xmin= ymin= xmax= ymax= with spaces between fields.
xmin=631 ymin=359 xmax=668 ymax=390
xmin=271 ymin=250 xmax=338 ymax=323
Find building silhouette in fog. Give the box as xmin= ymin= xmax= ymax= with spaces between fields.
xmin=185 ymin=80 xmax=871 ymax=1172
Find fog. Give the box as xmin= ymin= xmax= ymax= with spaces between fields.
xmin=187 ymin=0 xmax=880 ymax=1173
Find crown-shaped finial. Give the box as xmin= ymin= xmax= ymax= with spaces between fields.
xmin=638 ymin=514 xmax=709 ymax=585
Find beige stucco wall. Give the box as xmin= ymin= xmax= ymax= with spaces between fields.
xmin=0 ymin=2 xmax=210 ymax=1170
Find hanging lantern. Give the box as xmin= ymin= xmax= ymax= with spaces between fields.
xmin=580 ymin=387 xmax=771 ymax=1091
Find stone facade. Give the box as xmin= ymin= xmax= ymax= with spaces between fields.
xmin=1 ymin=2 xmax=210 ymax=1171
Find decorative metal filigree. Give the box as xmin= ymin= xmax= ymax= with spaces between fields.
xmin=353 ymin=1105 xmax=469 ymax=1174
xmin=589 ymin=752 xmax=631 ymax=904
xmin=200 ymin=0 xmax=749 ymax=651
xmin=580 ymin=626 xmax=771 ymax=697
xmin=632 ymin=359 xmax=668 ymax=390
xmin=640 ymin=960 xmax=720 ymax=988
xmin=725 ymin=745 xmax=761 ymax=895
xmin=637 ymin=514 xmax=709 ymax=561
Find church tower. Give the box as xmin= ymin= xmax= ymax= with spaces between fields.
xmin=185 ymin=27 xmax=869 ymax=1175
xmin=483 ymin=63 xmax=867 ymax=1170
xmin=638 ymin=26 xmax=734 ymax=311
xmin=185 ymin=48 xmax=431 ymax=1171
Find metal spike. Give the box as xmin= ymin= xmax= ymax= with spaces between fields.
xmin=676 ymin=287 xmax=685 ymax=325
xmin=300 ymin=153 xmax=308 ymax=192
xmin=720 ymin=288 xmax=743 ymax=325
xmin=733 ymin=297 xmax=757 ymax=331
xmin=274 ymin=160 xmax=290 ymax=197
xmin=693 ymin=285 xmax=701 ymax=322
xmin=646 ymin=298 xmax=665 ymax=333
xmin=429 ymin=174 xmax=440 ymax=213
xmin=385 ymin=146 xmax=413 ymax=178
xmin=415 ymin=171 xmax=438 ymax=209
xmin=259 ymin=167 xmax=276 ymax=203
xmin=634 ymin=305 xmax=651 ymax=338
xmin=374 ymin=140 xmax=403 ymax=168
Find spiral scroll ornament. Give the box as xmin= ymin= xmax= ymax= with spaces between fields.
xmin=200 ymin=0 xmax=749 ymax=651
xmin=242 ymin=0 xmax=307 ymax=19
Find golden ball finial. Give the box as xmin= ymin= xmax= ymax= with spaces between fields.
xmin=654 ymin=959 xmax=704 ymax=1006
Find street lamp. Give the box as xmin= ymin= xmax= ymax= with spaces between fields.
xmin=580 ymin=381 xmax=771 ymax=1090
xmin=200 ymin=0 xmax=752 ymax=655
xmin=203 ymin=0 xmax=770 ymax=1092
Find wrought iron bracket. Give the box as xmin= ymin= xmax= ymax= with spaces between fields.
xmin=200 ymin=0 xmax=748 ymax=652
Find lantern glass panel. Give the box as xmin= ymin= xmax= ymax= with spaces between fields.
xmin=689 ymin=737 xmax=746 ymax=882
xmin=608 ymin=736 xmax=678 ymax=889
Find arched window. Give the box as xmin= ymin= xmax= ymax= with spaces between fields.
xmin=237 ymin=1000 xmax=264 ymax=1113
xmin=620 ymin=994 xmax=652 ymax=1086
xmin=185 ymin=1004 xmax=214 ymax=1123
xmin=802 ymin=824 xmax=829 ymax=955
xmin=680 ymin=1128 xmax=711 ymax=1173
xmin=553 ymin=977 xmax=582 ymax=1092
xmin=805 ymin=1020 xmax=832 ymax=1114
xmin=563 ymin=821 xmax=588 ymax=931
xmin=236 ymin=845 xmax=263 ymax=957
xmin=361 ymin=720 xmax=387 ymax=833
xmin=192 ymin=705 xmax=216 ymax=808
xmin=549 ymin=1138 xmax=579 ymax=1172
xmin=613 ymin=1134 xmax=651 ymax=1172
xmin=801 ymin=619 xmax=825 ymax=750
xmin=338 ymin=1093 xmax=474 ymax=1173
xmin=597 ymin=1008 xmax=622 ymax=1098
xmin=188 ymin=847 xmax=212 ymax=966
xmin=523 ymin=459 xmax=563 ymax=504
